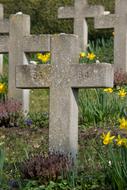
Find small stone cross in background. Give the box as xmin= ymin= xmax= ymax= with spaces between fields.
xmin=58 ymin=0 xmax=104 ymax=51
xmin=95 ymin=0 xmax=127 ymax=72
xmin=0 ymin=12 xmax=50 ymax=113
xmin=9 ymin=14 xmax=50 ymax=113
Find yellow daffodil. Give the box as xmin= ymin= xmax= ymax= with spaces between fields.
xmin=101 ymin=131 xmax=115 ymax=145
xmin=37 ymin=53 xmax=42 ymax=60
xmin=118 ymin=89 xmax=126 ymax=97
xmin=103 ymin=88 xmax=113 ymax=93
xmin=116 ymin=135 xmax=127 ymax=147
xmin=0 ymin=83 xmax=6 ymax=94
xmin=46 ymin=53 xmax=50 ymax=58
xmin=87 ymin=53 xmax=96 ymax=60
xmin=119 ymin=118 xmax=127 ymax=130
xmin=80 ymin=52 xmax=86 ymax=58
xmin=37 ymin=53 xmax=50 ymax=63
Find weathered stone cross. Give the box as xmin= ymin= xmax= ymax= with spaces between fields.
xmin=16 ymin=33 xmax=113 ymax=158
xmin=58 ymin=0 xmax=104 ymax=51
xmin=95 ymin=0 xmax=127 ymax=72
xmin=0 ymin=13 xmax=50 ymax=112
xmin=0 ymin=4 xmax=7 ymax=74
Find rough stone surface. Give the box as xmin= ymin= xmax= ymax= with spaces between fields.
xmin=95 ymin=0 xmax=127 ymax=72
xmin=0 ymin=54 xmax=3 ymax=75
xmin=0 ymin=4 xmax=3 ymax=75
xmin=0 ymin=4 xmax=3 ymax=19
xmin=0 ymin=36 xmax=9 ymax=53
xmin=16 ymin=34 xmax=114 ymax=158
xmin=0 ymin=4 xmax=9 ymax=74
xmin=16 ymin=63 xmax=113 ymax=89
xmin=58 ymin=0 xmax=104 ymax=51
xmin=95 ymin=15 xmax=116 ymax=29
xmin=23 ymin=35 xmax=50 ymax=52
xmin=8 ymin=14 xmax=30 ymax=113
xmin=0 ymin=20 xmax=9 ymax=33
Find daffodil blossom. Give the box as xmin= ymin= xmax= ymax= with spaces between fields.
xmin=119 ymin=118 xmax=127 ymax=130
xmin=0 ymin=83 xmax=6 ymax=94
xmin=80 ymin=52 xmax=86 ymax=58
xmin=118 ymin=89 xmax=126 ymax=98
xmin=37 ymin=53 xmax=50 ymax=63
xmin=103 ymin=88 xmax=113 ymax=93
xmin=116 ymin=135 xmax=127 ymax=147
xmin=101 ymin=131 xmax=115 ymax=145
xmin=87 ymin=53 xmax=96 ymax=60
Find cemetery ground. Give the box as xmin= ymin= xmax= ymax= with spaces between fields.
xmin=0 ymin=38 xmax=127 ymax=190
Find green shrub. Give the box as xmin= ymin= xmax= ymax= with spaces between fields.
xmin=88 ymin=37 xmax=114 ymax=63
xmin=20 ymin=153 xmax=72 ymax=182
xmin=24 ymin=112 xmax=49 ymax=128
xmin=0 ymin=0 xmax=115 ymax=39
xmin=0 ymin=99 xmax=23 ymax=128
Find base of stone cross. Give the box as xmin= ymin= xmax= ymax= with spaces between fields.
xmin=49 ymin=87 xmax=78 ymax=160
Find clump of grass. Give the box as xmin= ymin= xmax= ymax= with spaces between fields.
xmin=79 ymin=87 xmax=127 ymax=127
xmin=88 ymin=37 xmax=114 ymax=64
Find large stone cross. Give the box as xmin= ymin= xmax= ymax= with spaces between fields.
xmin=95 ymin=0 xmax=127 ymax=72
xmin=0 ymin=13 xmax=50 ymax=112
xmin=58 ymin=0 xmax=104 ymax=51
xmin=16 ymin=34 xmax=113 ymax=158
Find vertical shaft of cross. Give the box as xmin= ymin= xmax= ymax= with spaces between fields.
xmin=49 ymin=34 xmax=79 ymax=158
xmin=74 ymin=18 xmax=88 ymax=51
xmin=114 ymin=0 xmax=127 ymax=72
xmin=0 ymin=4 xmax=4 ymax=75
xmin=75 ymin=0 xmax=87 ymax=7
xmin=9 ymin=14 xmax=30 ymax=113
xmin=74 ymin=0 xmax=88 ymax=50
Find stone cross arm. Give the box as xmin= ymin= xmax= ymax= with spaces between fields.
xmin=0 ymin=19 xmax=9 ymax=52
xmin=0 ymin=34 xmax=50 ymax=53
xmin=23 ymin=34 xmax=50 ymax=52
xmin=0 ymin=19 xmax=9 ymax=33
xmin=58 ymin=5 xmax=104 ymax=19
xmin=95 ymin=14 xmax=117 ymax=29
xmin=0 ymin=36 xmax=9 ymax=53
xmin=58 ymin=7 xmax=74 ymax=19
xmin=16 ymin=63 xmax=113 ymax=89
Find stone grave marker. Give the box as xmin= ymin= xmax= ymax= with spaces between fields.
xmin=16 ymin=33 xmax=114 ymax=158
xmin=95 ymin=0 xmax=127 ymax=72
xmin=0 ymin=4 xmax=9 ymax=75
xmin=0 ymin=13 xmax=50 ymax=113
xmin=58 ymin=0 xmax=104 ymax=51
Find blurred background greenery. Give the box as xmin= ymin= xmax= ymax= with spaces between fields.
xmin=0 ymin=0 xmax=114 ymax=40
